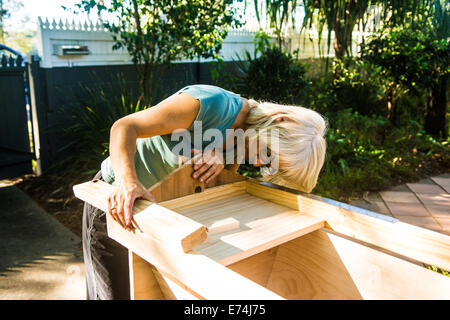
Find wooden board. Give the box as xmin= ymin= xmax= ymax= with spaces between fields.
xmin=265 ymin=229 xmax=450 ymax=299
xmin=73 ymin=179 xmax=207 ymax=253
xmin=129 ymin=251 xmax=165 ymax=300
xmin=160 ymin=190 xmax=325 ymax=266
xmin=149 ymin=161 xmax=247 ymax=203
xmin=245 ymin=180 xmax=450 ymax=272
xmin=106 ymin=212 xmax=284 ymax=300
xmin=74 ymin=166 xmax=450 ymax=300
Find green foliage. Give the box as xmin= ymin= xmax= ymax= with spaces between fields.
xmin=52 ymin=74 xmax=146 ymax=173
xmin=251 ymin=0 xmax=298 ymax=49
xmin=361 ymin=26 xmax=450 ymax=92
xmin=237 ymin=46 xmax=309 ymax=104
xmin=330 ymin=57 xmax=387 ymax=117
xmin=361 ymin=25 xmax=449 ymax=137
xmin=74 ymin=0 xmax=241 ymax=105
xmin=426 ymin=265 xmax=450 ymax=277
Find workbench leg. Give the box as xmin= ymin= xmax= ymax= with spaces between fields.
xmin=128 ymin=250 xmax=167 ymax=300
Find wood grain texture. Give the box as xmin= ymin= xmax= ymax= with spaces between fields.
xmin=264 ymin=230 xmax=450 ymax=300
xmin=168 ymin=191 xmax=325 ymax=266
xmin=129 ymin=251 xmax=165 ymax=300
xmin=245 ymin=180 xmax=450 ymax=272
xmin=227 ymin=247 xmax=279 ymax=288
xmin=207 ymin=217 xmax=240 ymax=235
xmin=149 ymin=161 xmax=247 ymax=203
xmin=106 ymin=213 xmax=284 ymax=300
xmin=73 ymin=179 xmax=207 ymax=253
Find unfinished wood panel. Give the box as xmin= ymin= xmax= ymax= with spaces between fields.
xmin=167 ymin=191 xmax=324 ymax=265
xmin=73 ymin=179 xmax=207 ymax=252
xmin=227 ymin=247 xmax=279 ymax=288
xmin=153 ymin=271 xmax=200 ymax=300
xmin=149 ymin=162 xmax=246 ymax=203
xmin=246 ymin=180 xmax=450 ymax=272
xmin=207 ymin=217 xmax=240 ymax=235
xmin=107 ymin=213 xmax=284 ymax=300
xmin=160 ymin=181 xmax=247 ymax=212
xmin=129 ymin=251 xmax=165 ymax=300
xmin=265 ymin=230 xmax=450 ymax=300
xmin=198 ymin=211 xmax=324 ymax=265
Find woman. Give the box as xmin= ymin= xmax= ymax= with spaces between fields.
xmin=82 ymin=84 xmax=327 ymax=300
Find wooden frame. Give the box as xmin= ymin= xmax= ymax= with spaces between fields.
xmin=73 ymin=163 xmax=450 ymax=300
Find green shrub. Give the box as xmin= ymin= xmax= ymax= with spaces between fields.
xmin=331 ymin=58 xmax=387 ymax=117
xmin=52 ymin=74 xmax=147 ymax=174
xmin=236 ymin=46 xmax=309 ymax=105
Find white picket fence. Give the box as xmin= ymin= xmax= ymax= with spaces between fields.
xmin=36 ymin=16 xmax=376 ymax=68
xmin=36 ymin=17 xmax=256 ymax=68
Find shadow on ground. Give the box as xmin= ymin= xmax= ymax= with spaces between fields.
xmin=0 ymin=185 xmax=85 ymax=299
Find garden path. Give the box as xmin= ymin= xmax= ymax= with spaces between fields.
xmin=350 ymin=173 xmax=450 ymax=236
xmin=0 ymin=182 xmax=85 ymax=300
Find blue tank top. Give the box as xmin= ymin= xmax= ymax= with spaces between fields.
xmin=101 ymin=84 xmax=244 ymax=188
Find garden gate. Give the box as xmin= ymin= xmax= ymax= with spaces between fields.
xmin=0 ymin=45 xmax=35 ymax=179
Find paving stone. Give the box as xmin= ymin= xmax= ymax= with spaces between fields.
xmin=371 ymin=201 xmax=392 ymax=216
xmin=379 ymin=191 xmax=420 ymax=203
xmin=424 ymin=204 xmax=449 ymax=219
xmin=385 ymin=202 xmax=431 ymax=217
xmin=415 ymin=193 xmax=450 ymax=207
xmin=406 ymin=183 xmax=445 ymax=194
xmin=430 ymin=177 xmax=450 ymax=193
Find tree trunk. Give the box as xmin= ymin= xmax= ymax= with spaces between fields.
xmin=424 ymin=74 xmax=448 ymax=139
xmin=333 ymin=18 xmax=345 ymax=59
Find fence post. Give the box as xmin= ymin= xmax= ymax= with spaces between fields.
xmin=27 ymin=55 xmax=50 ymax=174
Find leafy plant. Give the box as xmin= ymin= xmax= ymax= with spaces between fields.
xmin=330 ymin=57 xmax=386 ymax=117
xmin=50 ymin=74 xmax=146 ymax=174
xmin=73 ymin=0 xmax=241 ymax=106
xmin=236 ymin=46 xmax=309 ymax=105
xmin=362 ymin=25 xmax=449 ymax=137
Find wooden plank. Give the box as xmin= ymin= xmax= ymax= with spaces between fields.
xmin=207 ymin=217 xmax=240 ymax=235
xmin=163 ymin=189 xmax=324 ymax=265
xmin=227 ymin=247 xmax=279 ymax=288
xmin=245 ymin=180 xmax=450 ymax=272
xmin=197 ymin=211 xmax=325 ymax=266
xmin=160 ymin=181 xmax=247 ymax=212
xmin=73 ymin=179 xmax=207 ymax=253
xmin=107 ymin=213 xmax=284 ymax=300
xmin=129 ymin=251 xmax=165 ymax=300
xmin=265 ymin=230 xmax=450 ymax=299
xmin=152 ymin=269 xmax=201 ymax=300
xmin=148 ymin=161 xmax=247 ymax=203
xmin=161 ymin=187 xmax=326 ymax=266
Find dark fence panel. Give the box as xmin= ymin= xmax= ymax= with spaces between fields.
xmin=28 ymin=59 xmax=242 ymax=172
xmin=0 ymin=65 xmax=34 ymax=179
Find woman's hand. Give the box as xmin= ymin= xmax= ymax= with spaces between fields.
xmin=191 ymin=149 xmax=225 ymax=183
xmin=107 ymin=178 xmax=156 ymax=229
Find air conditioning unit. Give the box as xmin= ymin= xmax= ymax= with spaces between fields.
xmin=53 ymin=45 xmax=90 ymax=56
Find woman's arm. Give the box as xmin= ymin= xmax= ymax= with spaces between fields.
xmin=108 ymin=92 xmax=201 ymax=228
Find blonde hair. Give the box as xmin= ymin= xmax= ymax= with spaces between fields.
xmin=245 ymin=99 xmax=327 ymax=193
